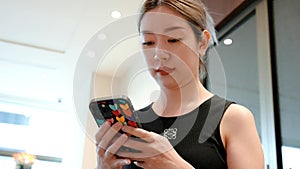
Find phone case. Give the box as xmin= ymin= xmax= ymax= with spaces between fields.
xmin=89 ymin=95 xmax=142 ymax=128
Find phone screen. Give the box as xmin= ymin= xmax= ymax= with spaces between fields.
xmin=89 ymin=96 xmax=141 ymax=128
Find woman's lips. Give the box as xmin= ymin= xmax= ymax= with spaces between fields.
xmin=155 ymin=66 xmax=174 ymax=76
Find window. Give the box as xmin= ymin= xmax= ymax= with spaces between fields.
xmin=0 ymin=101 xmax=83 ymax=169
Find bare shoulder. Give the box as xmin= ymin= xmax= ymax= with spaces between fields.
xmin=220 ymin=104 xmax=265 ymax=168
xmin=223 ymin=103 xmax=255 ymax=124
xmin=220 ymin=103 xmax=258 ymax=147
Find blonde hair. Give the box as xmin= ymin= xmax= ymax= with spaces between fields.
xmin=138 ymin=0 xmax=217 ymax=83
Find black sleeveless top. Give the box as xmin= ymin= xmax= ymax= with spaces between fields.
xmin=125 ymin=95 xmax=234 ymax=169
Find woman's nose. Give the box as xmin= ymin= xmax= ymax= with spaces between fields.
xmin=154 ymin=43 xmax=170 ymax=61
xmin=154 ymin=50 xmax=170 ymax=61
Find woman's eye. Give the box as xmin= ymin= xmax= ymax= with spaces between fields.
xmin=142 ymin=41 xmax=155 ymax=46
xmin=168 ymin=39 xmax=180 ymax=43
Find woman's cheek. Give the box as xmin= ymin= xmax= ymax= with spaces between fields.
xmin=146 ymin=58 xmax=156 ymax=69
xmin=143 ymin=52 xmax=155 ymax=66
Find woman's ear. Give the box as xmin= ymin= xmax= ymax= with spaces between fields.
xmin=198 ymin=30 xmax=211 ymax=56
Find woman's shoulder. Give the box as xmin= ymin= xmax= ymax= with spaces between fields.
xmin=220 ymin=103 xmax=258 ymax=145
xmin=219 ymin=103 xmax=264 ymax=168
xmin=223 ymin=103 xmax=255 ymax=122
xmin=211 ymin=95 xmax=252 ymax=120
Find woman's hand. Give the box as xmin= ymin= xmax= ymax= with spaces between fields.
xmin=95 ymin=121 xmax=131 ymax=169
xmin=117 ymin=126 xmax=194 ymax=169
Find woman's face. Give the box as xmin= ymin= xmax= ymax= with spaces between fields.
xmin=140 ymin=5 xmax=207 ymax=89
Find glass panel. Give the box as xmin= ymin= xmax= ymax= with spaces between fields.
xmin=207 ymin=13 xmax=262 ymax=137
xmin=273 ymin=0 xmax=300 ymax=168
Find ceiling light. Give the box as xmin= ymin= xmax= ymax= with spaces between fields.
xmin=111 ymin=10 xmax=121 ymax=19
xmin=223 ymin=38 xmax=233 ymax=45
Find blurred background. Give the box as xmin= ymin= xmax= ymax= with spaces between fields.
xmin=0 ymin=0 xmax=299 ymax=168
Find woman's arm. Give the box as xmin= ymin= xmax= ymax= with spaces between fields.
xmin=220 ymin=104 xmax=265 ymax=169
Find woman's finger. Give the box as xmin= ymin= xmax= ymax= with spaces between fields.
xmin=95 ymin=121 xmax=111 ymax=146
xmin=122 ymin=126 xmax=154 ymax=142
xmin=98 ymin=122 xmax=123 ymax=150
xmin=106 ymin=134 xmax=129 ymax=154
xmin=105 ymin=134 xmax=132 ymax=167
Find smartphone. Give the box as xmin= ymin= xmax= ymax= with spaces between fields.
xmin=89 ymin=95 xmax=142 ymax=129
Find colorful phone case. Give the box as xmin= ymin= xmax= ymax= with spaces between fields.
xmin=89 ymin=96 xmax=141 ymax=128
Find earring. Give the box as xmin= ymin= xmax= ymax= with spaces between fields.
xmin=154 ymin=55 xmax=159 ymax=60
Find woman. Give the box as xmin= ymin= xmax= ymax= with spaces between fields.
xmin=95 ymin=0 xmax=264 ymax=168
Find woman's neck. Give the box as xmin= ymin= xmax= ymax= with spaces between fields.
xmin=152 ymin=81 xmax=213 ymax=117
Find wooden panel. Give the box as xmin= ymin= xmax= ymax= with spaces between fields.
xmin=202 ymin=0 xmax=245 ymax=25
